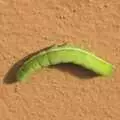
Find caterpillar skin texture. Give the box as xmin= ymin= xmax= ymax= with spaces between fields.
xmin=17 ymin=44 xmax=114 ymax=82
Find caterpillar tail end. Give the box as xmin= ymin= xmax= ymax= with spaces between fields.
xmin=16 ymin=70 xmax=30 ymax=83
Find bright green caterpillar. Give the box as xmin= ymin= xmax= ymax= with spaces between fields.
xmin=17 ymin=44 xmax=114 ymax=82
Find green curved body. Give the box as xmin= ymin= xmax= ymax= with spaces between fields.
xmin=17 ymin=44 xmax=114 ymax=82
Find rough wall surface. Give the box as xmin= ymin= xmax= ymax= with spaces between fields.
xmin=0 ymin=0 xmax=120 ymax=120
